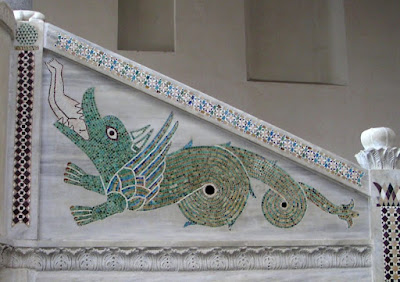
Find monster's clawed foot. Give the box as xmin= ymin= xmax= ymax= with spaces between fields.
xmin=70 ymin=205 xmax=94 ymax=226
xmin=63 ymin=162 xmax=105 ymax=195
xmin=64 ymin=162 xmax=86 ymax=186
xmin=70 ymin=193 xmax=127 ymax=226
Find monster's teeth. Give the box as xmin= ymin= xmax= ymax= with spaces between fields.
xmin=57 ymin=117 xmax=68 ymax=126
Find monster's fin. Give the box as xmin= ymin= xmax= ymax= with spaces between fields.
xmin=132 ymin=129 xmax=154 ymax=153
xmin=130 ymin=125 xmax=151 ymax=139
xmin=184 ymin=221 xmax=197 ymax=228
xmin=127 ymin=113 xmax=178 ymax=198
xmin=219 ymin=141 xmax=231 ymax=147
xmin=126 ymin=112 xmax=175 ymax=169
xmin=183 ymin=139 xmax=193 ymax=149
xmin=249 ymin=186 xmax=256 ymax=198
xmin=228 ymin=219 xmax=237 ymax=230
xmin=269 ymin=160 xmax=278 ymax=166
xmin=129 ymin=115 xmax=178 ymax=173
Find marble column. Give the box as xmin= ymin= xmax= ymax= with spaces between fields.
xmin=355 ymin=127 xmax=400 ymax=281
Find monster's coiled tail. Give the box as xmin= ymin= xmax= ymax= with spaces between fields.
xmin=223 ymin=146 xmax=307 ymax=228
xmin=147 ymin=144 xmax=358 ymax=229
xmin=145 ymin=146 xmax=251 ymax=228
xmin=223 ymin=146 xmax=359 ymax=228
xmin=299 ymin=182 xmax=359 ymax=228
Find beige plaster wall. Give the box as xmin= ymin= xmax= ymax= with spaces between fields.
xmin=33 ymin=0 xmax=400 ymax=162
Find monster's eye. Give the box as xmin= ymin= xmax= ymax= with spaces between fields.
xmin=106 ymin=126 xmax=118 ymax=140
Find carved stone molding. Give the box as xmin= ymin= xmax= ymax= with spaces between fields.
xmin=355 ymin=147 xmax=400 ymax=170
xmin=0 ymin=2 xmax=16 ymax=38
xmin=13 ymin=10 xmax=45 ymax=22
xmin=0 ymin=244 xmax=371 ymax=271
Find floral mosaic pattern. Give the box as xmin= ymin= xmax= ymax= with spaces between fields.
xmin=54 ymin=34 xmax=364 ymax=186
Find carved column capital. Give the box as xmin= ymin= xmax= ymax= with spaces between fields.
xmin=355 ymin=127 xmax=400 ymax=169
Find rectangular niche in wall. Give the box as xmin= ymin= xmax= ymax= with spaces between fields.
xmin=245 ymin=0 xmax=348 ymax=85
xmin=118 ymin=0 xmax=175 ymax=51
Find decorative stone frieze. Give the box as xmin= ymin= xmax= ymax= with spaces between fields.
xmin=355 ymin=127 xmax=400 ymax=169
xmin=0 ymin=244 xmax=371 ymax=272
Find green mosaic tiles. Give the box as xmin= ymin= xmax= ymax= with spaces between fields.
xmin=54 ymin=34 xmax=365 ymax=187
xmin=156 ymin=146 xmax=251 ymax=228
xmin=16 ymin=23 xmax=38 ymax=46
xmin=53 ymin=85 xmax=359 ymax=228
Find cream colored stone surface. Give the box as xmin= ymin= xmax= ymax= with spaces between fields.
xmin=38 ymin=53 xmax=369 ymax=243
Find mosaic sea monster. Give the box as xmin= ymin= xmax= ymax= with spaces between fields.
xmin=46 ymin=59 xmax=359 ymax=229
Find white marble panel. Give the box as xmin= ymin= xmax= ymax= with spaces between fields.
xmin=38 ymin=52 xmax=369 ymax=244
xmin=34 ymin=268 xmax=371 ymax=282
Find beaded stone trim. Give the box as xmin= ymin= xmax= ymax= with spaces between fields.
xmin=381 ymin=206 xmax=400 ymax=282
xmin=12 ymin=51 xmax=35 ymax=225
xmin=374 ymin=183 xmax=400 ymax=281
xmin=54 ymin=34 xmax=364 ymax=187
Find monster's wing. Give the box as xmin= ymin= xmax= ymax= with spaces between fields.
xmin=126 ymin=113 xmax=178 ymax=196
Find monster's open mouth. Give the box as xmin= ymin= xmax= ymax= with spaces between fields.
xmin=54 ymin=87 xmax=101 ymax=141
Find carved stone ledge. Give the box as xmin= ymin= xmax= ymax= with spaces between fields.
xmin=0 ymin=244 xmax=371 ymax=271
xmin=13 ymin=10 xmax=45 ymax=22
xmin=0 ymin=2 xmax=16 ymax=38
xmin=355 ymin=147 xmax=400 ymax=170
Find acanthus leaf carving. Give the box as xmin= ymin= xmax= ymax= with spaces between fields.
xmin=355 ymin=147 xmax=400 ymax=170
xmin=0 ymin=243 xmax=371 ymax=272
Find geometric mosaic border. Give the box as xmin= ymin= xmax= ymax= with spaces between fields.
xmin=381 ymin=207 xmax=400 ymax=282
xmin=16 ymin=23 xmax=38 ymax=46
xmin=54 ymin=34 xmax=365 ymax=187
xmin=374 ymin=182 xmax=400 ymax=207
xmin=12 ymin=50 xmax=35 ymax=226
xmin=0 ymin=243 xmax=371 ymax=271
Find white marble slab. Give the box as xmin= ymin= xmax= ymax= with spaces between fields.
xmin=34 ymin=268 xmax=371 ymax=282
xmin=37 ymin=52 xmax=369 ymax=245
